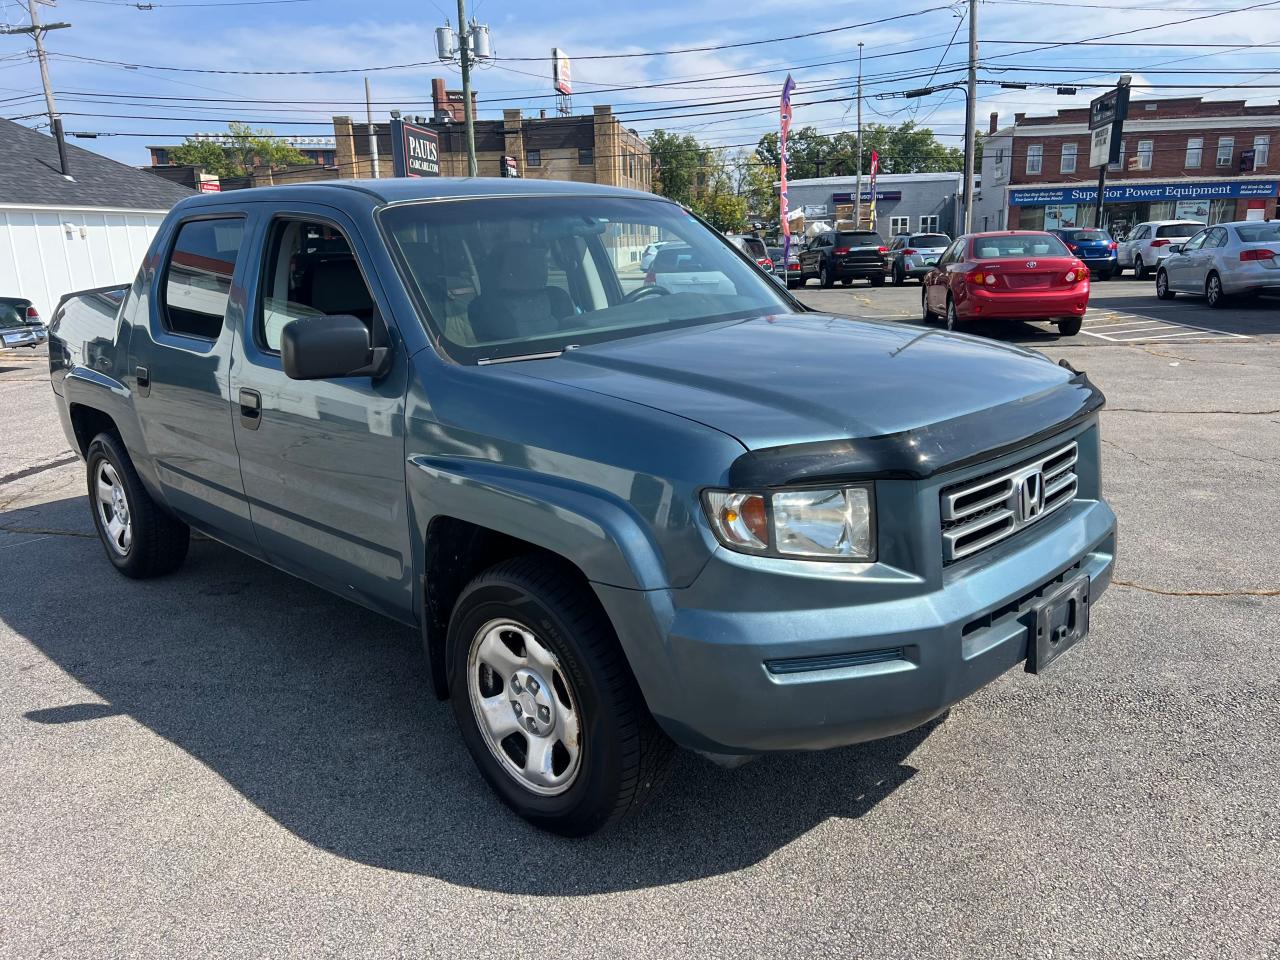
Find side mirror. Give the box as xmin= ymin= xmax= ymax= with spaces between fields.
xmin=1167 ymin=244 xmax=1184 ymax=254
xmin=281 ymin=314 xmax=389 ymax=380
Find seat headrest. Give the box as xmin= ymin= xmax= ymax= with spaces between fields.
xmin=496 ymin=244 xmax=550 ymax=293
xmin=310 ymin=258 xmax=372 ymax=316
xmin=978 ymin=247 xmax=999 ymax=258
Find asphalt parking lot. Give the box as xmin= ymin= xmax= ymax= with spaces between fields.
xmin=2 ymin=284 xmax=1278 ymax=958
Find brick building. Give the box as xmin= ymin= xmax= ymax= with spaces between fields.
xmin=975 ymin=97 xmax=1280 ymax=238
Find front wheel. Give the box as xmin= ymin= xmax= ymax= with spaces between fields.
xmin=921 ymin=288 xmax=937 ymax=323
xmin=819 ymin=263 xmax=833 ymax=288
xmin=1134 ymin=256 xmax=1148 ymax=280
xmin=1056 ymin=316 xmax=1083 ymax=337
xmin=1205 ymin=272 xmax=1228 ymax=308
xmin=86 ymin=432 xmax=189 ymax=579
xmin=448 ymin=556 xmax=673 ymax=836
xmin=869 ymin=274 xmax=885 ymax=287
xmin=893 ymin=264 xmax=905 ymax=286
xmin=1156 ymin=269 xmax=1176 ymax=300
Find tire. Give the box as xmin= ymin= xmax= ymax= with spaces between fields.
xmin=1056 ymin=316 xmax=1083 ymax=336
xmin=869 ymin=274 xmax=885 ymax=287
xmin=447 ymin=555 xmax=674 ymax=837
xmin=841 ymin=278 xmax=852 ymax=286
xmin=1134 ymin=256 xmax=1148 ymax=280
xmin=893 ymin=264 xmax=905 ymax=286
xmin=1156 ymin=269 xmax=1176 ymax=300
xmin=922 ymin=288 xmax=937 ymax=323
xmin=1205 ymin=272 xmax=1228 ymax=308
xmin=819 ymin=263 xmax=833 ymax=288
xmin=1097 ymin=270 xmax=1112 ymax=281
xmin=945 ymin=296 xmax=961 ymax=332
xmin=85 ymin=432 xmax=189 ymax=579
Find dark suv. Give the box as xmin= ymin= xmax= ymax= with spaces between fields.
xmin=798 ymin=230 xmax=887 ymax=287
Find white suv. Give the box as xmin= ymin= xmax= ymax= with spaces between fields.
xmin=1117 ymin=220 xmax=1204 ymax=279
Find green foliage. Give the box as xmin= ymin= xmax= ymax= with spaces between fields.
xmin=692 ymin=192 xmax=748 ymax=233
xmin=646 ymin=129 xmax=705 ymax=203
xmin=755 ymin=121 xmax=965 ymax=178
xmin=168 ymin=122 xmax=309 ymax=177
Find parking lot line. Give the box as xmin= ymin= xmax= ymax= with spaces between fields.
xmin=1080 ymin=309 xmax=1250 ymax=343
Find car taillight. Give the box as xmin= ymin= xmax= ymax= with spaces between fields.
xmin=25 ymin=306 xmax=40 ymax=320
xmin=967 ymin=270 xmax=997 ymax=287
xmin=878 ymin=246 xmax=888 ymax=254
xmin=901 ymin=249 xmax=917 ymax=256
xmin=1066 ymin=242 xmax=1079 ymax=252
xmin=1108 ymin=241 xmax=1117 ymax=250
xmin=643 ymin=271 xmax=656 ymax=286
xmin=1240 ymin=248 xmax=1276 ymax=262
xmin=1150 ymin=239 xmax=1171 ymax=248
xmin=1064 ymin=268 xmax=1088 ymax=282
xmin=833 ymin=246 xmax=850 ymax=255
xmin=760 ymin=259 xmax=773 ymax=268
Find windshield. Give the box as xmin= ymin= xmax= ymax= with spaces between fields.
xmin=382 ymin=196 xmax=795 ymax=364
xmin=970 ymin=234 xmax=1071 ymax=258
xmin=909 ymin=234 xmax=949 ymax=247
xmin=1156 ymin=223 xmax=1201 ymax=238
xmin=1063 ymin=229 xmax=1108 ymax=242
xmin=1234 ymin=223 xmax=1280 ymax=243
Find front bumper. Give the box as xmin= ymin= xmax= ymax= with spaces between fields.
xmin=597 ymin=442 xmax=1115 ymax=755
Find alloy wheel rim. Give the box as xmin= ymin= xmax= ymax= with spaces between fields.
xmin=467 ymin=618 xmax=583 ymax=796
xmin=947 ymin=302 xmax=957 ymax=330
xmin=1157 ymin=273 xmax=1167 ymax=296
xmin=1208 ymin=277 xmax=1220 ymax=303
xmin=94 ymin=460 xmax=132 ymax=556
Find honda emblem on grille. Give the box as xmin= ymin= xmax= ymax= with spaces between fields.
xmin=1025 ymin=260 xmax=1037 ymax=268
xmin=1019 ymin=470 xmax=1046 ymax=521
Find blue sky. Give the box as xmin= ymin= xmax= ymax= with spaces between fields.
xmin=1 ymin=0 xmax=1277 ymax=166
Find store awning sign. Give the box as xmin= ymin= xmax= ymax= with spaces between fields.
xmin=1010 ymin=180 xmax=1280 ymax=205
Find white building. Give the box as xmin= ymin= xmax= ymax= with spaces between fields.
xmin=0 ymin=119 xmax=194 ymax=318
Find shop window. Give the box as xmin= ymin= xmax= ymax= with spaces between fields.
xmin=1185 ymin=138 xmax=1203 ymax=169
xmin=1135 ymin=140 xmax=1153 ymax=171
xmin=1026 ymin=144 xmax=1043 ymax=175
xmin=1060 ymin=142 xmax=1078 ymax=174
xmin=1217 ymin=137 xmax=1234 ymax=167
xmin=526 ymin=149 xmax=541 ymax=167
xmin=162 ymin=218 xmax=245 ymax=340
xmin=920 ymin=215 xmax=940 ymax=233
xmin=1254 ymin=135 xmax=1270 ymax=168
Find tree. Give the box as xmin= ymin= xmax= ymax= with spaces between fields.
xmin=693 ymin=192 xmax=748 ymax=232
xmin=168 ymin=122 xmax=308 ymax=177
xmin=742 ymin=157 xmax=779 ymax=224
xmin=755 ymin=121 xmax=963 ymax=178
xmin=689 ymin=147 xmax=748 ymax=232
xmin=646 ymin=129 xmax=704 ymax=204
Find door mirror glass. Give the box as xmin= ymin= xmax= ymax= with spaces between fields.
xmin=1167 ymin=243 xmax=1184 ymax=254
xmin=281 ymin=314 xmax=386 ymax=380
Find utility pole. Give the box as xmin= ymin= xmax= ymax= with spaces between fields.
xmin=364 ymin=76 xmax=380 ymax=179
xmin=1 ymin=0 xmax=71 ymax=175
xmin=962 ymin=0 xmax=977 ymax=233
xmin=855 ymin=42 xmax=863 ymax=227
xmin=456 ymin=0 xmax=477 ymax=176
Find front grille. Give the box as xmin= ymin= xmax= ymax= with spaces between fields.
xmin=940 ymin=441 xmax=1078 ymax=564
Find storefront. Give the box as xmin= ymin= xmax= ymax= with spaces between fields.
xmin=1007 ymin=179 xmax=1278 ymax=240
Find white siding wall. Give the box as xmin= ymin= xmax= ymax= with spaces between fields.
xmin=0 ymin=207 xmax=167 ymax=318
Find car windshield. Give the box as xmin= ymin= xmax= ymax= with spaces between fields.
xmin=381 ymin=196 xmax=795 ymax=363
xmin=1063 ymin=230 xmax=1108 ymax=242
xmin=836 ymin=231 xmax=884 ymax=246
xmin=735 ymin=237 xmax=769 ymax=259
xmin=1234 ymin=222 xmax=1280 ymax=243
xmin=0 ymin=304 xmax=23 ymax=328
xmin=909 ymin=234 xmax=949 ymax=247
xmin=970 ymin=234 xmax=1070 ymax=258
xmin=1156 ymin=223 xmax=1202 ymax=238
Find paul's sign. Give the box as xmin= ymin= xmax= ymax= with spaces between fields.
xmin=391 ymin=119 xmax=441 ymax=177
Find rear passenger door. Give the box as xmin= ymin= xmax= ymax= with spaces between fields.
xmin=129 ymin=211 xmax=261 ymax=556
xmin=230 ymin=206 xmax=414 ymax=621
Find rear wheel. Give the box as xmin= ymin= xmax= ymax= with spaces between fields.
xmin=893 ymin=264 xmax=905 ymax=286
xmin=869 ymin=274 xmax=885 ymax=287
xmin=921 ymin=288 xmax=936 ymax=323
xmin=945 ymin=296 xmax=961 ymax=331
xmin=1056 ymin=316 xmax=1083 ymax=337
xmin=1133 ymin=256 xmax=1148 ymax=280
xmin=1205 ymin=272 xmax=1228 ymax=308
xmin=841 ymin=278 xmax=852 ymax=286
xmin=819 ymin=263 xmax=833 ymax=288
xmin=448 ymin=555 xmax=673 ymax=837
xmin=1156 ymin=269 xmax=1176 ymax=300
xmin=86 ymin=432 xmax=189 ymax=579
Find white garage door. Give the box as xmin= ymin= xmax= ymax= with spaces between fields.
xmin=0 ymin=207 xmax=166 ymax=319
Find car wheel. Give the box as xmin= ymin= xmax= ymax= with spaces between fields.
xmin=893 ymin=264 xmax=905 ymax=286
xmin=1056 ymin=316 xmax=1083 ymax=337
xmin=1098 ymin=270 xmax=1112 ymax=281
xmin=841 ymin=278 xmax=852 ymax=286
xmin=945 ymin=297 xmax=961 ymax=332
xmin=1205 ymin=272 xmax=1228 ymax=308
xmin=922 ymin=288 xmax=937 ymax=323
xmin=448 ymin=555 xmax=674 ymax=837
xmin=869 ymin=274 xmax=885 ymax=287
xmin=1155 ymin=269 xmax=1175 ymax=300
xmin=86 ymin=432 xmax=189 ymax=579
xmin=786 ymin=278 xmax=799 ymax=289
xmin=1134 ymin=256 xmax=1147 ymax=280
xmin=819 ymin=263 xmax=833 ymax=288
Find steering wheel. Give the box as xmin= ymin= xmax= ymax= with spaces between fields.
xmin=623 ymin=284 xmax=671 ymax=303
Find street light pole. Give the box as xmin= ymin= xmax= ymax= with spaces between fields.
xmin=962 ymin=0 xmax=977 ymax=233
xmin=456 ymin=0 xmax=477 ymax=177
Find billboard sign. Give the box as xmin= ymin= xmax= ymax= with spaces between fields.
xmin=553 ymin=48 xmax=571 ymax=96
xmin=1088 ymin=84 xmax=1130 ymax=168
xmin=391 ymin=119 xmax=440 ymax=177
xmin=1089 ymin=126 xmax=1113 ymax=169
xmin=197 ymin=180 xmax=222 ymax=193
xmin=500 ymin=155 xmax=521 ymax=178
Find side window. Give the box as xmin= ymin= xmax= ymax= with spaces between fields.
xmin=1131 ymin=225 xmax=1148 ymax=241
xmin=1206 ymin=227 xmax=1228 ymax=248
xmin=1182 ymin=231 xmax=1208 ymax=252
xmin=257 ymin=219 xmax=376 ymax=353
xmin=162 ymin=217 xmax=244 ymax=340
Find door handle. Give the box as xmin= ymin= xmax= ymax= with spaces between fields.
xmin=238 ymin=388 xmax=262 ymax=430
xmin=135 ymin=365 xmax=150 ymax=398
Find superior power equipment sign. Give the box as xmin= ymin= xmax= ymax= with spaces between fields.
xmin=391 ymin=119 xmax=441 ymax=177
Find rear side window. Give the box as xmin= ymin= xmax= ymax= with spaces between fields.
xmin=161 ymin=218 xmax=244 ymax=340
xmin=258 ymin=219 xmax=377 ymax=352
xmin=836 ymin=231 xmax=885 ymax=246
xmin=1156 ymin=223 xmax=1201 ymax=238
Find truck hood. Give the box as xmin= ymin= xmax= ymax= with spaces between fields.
xmin=519 ymin=313 xmax=1079 ymax=452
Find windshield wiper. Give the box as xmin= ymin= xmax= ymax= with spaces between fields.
xmin=476 ymin=349 xmax=565 ymax=365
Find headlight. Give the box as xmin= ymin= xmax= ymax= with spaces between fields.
xmin=701 ymin=484 xmax=875 ymax=561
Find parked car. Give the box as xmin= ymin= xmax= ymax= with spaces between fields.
xmin=766 ymin=244 xmax=803 ymax=285
xmin=1116 ymin=220 xmax=1203 ymax=279
xmin=0 ymin=295 xmax=46 ymax=345
xmin=48 ymin=179 xmax=1115 ymax=836
xmin=797 ymin=229 xmax=888 ymax=287
xmin=643 ymin=243 xmax=736 ymax=296
xmin=885 ymin=232 xmax=951 ymax=285
xmin=727 ymin=234 xmax=773 ymax=271
xmin=1 ymin=302 xmax=40 ymax=348
xmin=1049 ymin=228 xmax=1117 ymax=280
xmin=639 ymin=240 xmax=682 ymax=272
xmin=922 ymin=230 xmax=1091 ymax=336
xmin=1155 ymin=220 xmax=1280 ymax=306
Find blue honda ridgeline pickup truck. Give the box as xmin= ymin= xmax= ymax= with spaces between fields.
xmin=48 ymin=179 xmax=1115 ymax=836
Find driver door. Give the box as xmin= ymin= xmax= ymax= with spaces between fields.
xmin=1166 ymin=229 xmax=1207 ymax=290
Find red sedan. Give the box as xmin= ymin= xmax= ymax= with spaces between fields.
xmin=921 ymin=231 xmax=1091 ymax=336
